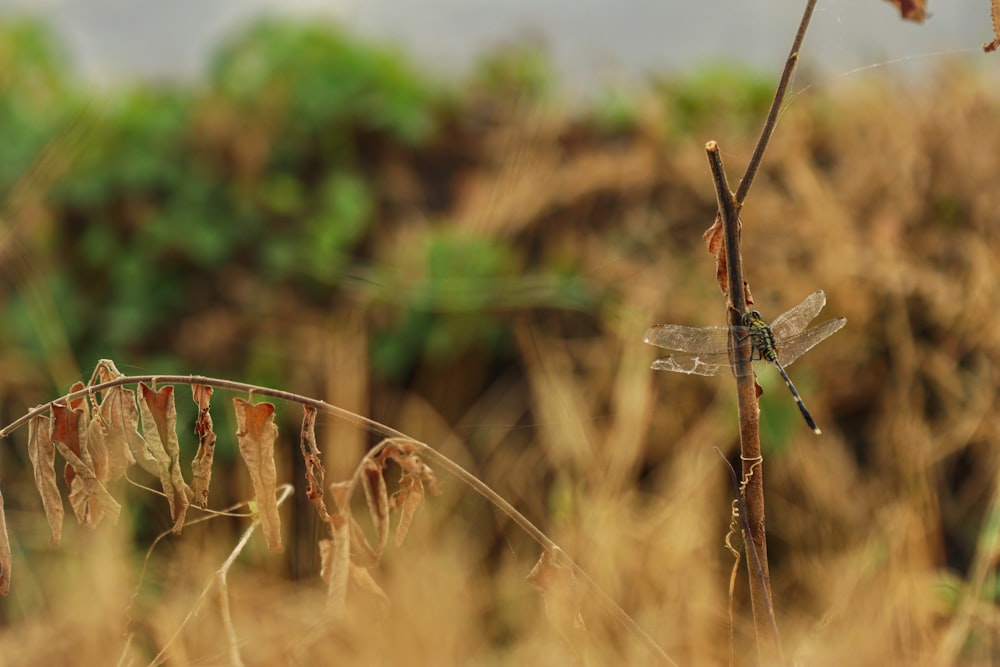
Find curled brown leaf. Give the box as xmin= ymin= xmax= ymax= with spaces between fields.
xmin=52 ymin=401 xmax=120 ymax=527
xmin=299 ymin=406 xmax=330 ymax=522
xmin=100 ymin=386 xmax=148 ymax=478
xmin=51 ymin=402 xmax=121 ymax=528
xmin=885 ymin=0 xmax=926 ymax=22
xmin=986 ymin=0 xmax=1000 ymax=52
xmin=703 ymin=211 xmax=728 ymax=295
xmin=233 ymin=398 xmax=283 ymax=552
xmin=28 ymin=413 xmax=63 ymax=546
xmin=89 ymin=358 xmax=123 ymax=386
xmin=527 ymin=549 xmax=587 ymax=638
xmin=349 ymin=565 xmax=390 ymax=614
xmin=139 ymin=384 xmax=193 ymax=533
xmin=321 ymin=526 xmax=350 ymax=612
xmin=96 ymin=394 xmax=134 ymax=482
xmin=328 ymin=480 xmax=378 ymax=566
xmin=86 ymin=414 xmax=110 ymax=483
xmin=53 ymin=385 xmax=86 ymax=487
xmin=190 ymin=384 xmax=216 ymax=508
xmin=376 ymin=443 xmax=441 ymax=547
xmin=324 ymin=481 xmax=352 ymax=611
xmin=362 ymin=459 xmax=390 ymax=560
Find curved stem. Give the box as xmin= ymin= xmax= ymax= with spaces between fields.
xmin=1 ymin=372 xmax=677 ymax=665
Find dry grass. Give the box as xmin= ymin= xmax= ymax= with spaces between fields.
xmin=1 ymin=64 xmax=999 ymax=666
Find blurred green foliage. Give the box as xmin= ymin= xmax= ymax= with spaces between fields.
xmin=211 ymin=20 xmax=437 ymax=146
xmin=471 ymin=43 xmax=555 ymax=102
xmin=0 ymin=18 xmax=605 ymax=389
xmin=0 ymin=20 xmax=83 ymax=193
xmin=654 ymin=61 xmax=774 ymax=134
xmin=0 ymin=18 xmax=768 ymax=392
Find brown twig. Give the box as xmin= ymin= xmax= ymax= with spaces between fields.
xmin=734 ymin=0 xmax=819 ymax=206
xmin=146 ymin=483 xmax=296 ymax=667
xmin=706 ymin=143 xmax=781 ymax=663
xmin=699 ymin=3 xmax=819 ymax=662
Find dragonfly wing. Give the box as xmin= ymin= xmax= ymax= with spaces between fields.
xmin=769 ymin=290 xmax=826 ymax=340
xmin=775 ymin=317 xmax=847 ymax=367
xmin=643 ymin=324 xmax=732 ymax=354
xmin=651 ymin=351 xmax=732 ymax=376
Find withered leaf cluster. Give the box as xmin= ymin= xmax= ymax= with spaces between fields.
xmin=0 ymin=360 xmax=442 ymax=599
xmin=320 ymin=440 xmax=441 ymax=609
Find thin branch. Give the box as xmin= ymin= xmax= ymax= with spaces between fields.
xmin=0 ymin=373 xmax=410 ymax=442
xmin=720 ymin=453 xmax=782 ymax=659
xmin=706 ymin=142 xmax=782 ymax=664
xmin=147 ymin=484 xmax=295 ymax=667
xmin=734 ymin=0 xmax=818 ymax=205
xmin=4 ymin=373 xmax=677 ymax=666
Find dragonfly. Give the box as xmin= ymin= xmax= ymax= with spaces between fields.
xmin=643 ymin=290 xmax=847 ymax=434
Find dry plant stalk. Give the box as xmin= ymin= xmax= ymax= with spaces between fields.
xmin=0 ymin=359 xmax=677 ymax=665
xmin=688 ymin=0 xmax=821 ymax=663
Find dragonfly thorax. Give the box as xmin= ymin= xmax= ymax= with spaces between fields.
xmin=742 ymin=310 xmax=780 ymax=363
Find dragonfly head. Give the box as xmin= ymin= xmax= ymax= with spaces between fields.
xmin=741 ymin=310 xmax=762 ymax=326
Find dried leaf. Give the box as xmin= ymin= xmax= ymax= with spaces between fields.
xmin=89 ymin=361 xmax=134 ymax=480
xmin=90 ymin=358 xmax=123 ymax=385
xmin=86 ymin=413 xmax=110 ymax=483
xmin=321 ymin=524 xmax=350 ymax=611
xmin=233 ymin=398 xmax=283 ymax=552
xmin=138 ymin=383 xmax=193 ymax=533
xmin=299 ymin=406 xmax=329 ymax=522
xmin=329 ymin=480 xmax=352 ymax=516
xmin=324 ymin=483 xmax=352 ymax=611
xmin=0 ymin=487 xmax=10 ymax=595
xmin=703 ymin=211 xmax=728 ymax=294
xmin=66 ymin=381 xmax=88 ymax=413
xmin=528 ymin=549 xmax=586 ymax=637
xmin=885 ymin=0 xmax=926 ymax=22
xmin=986 ymin=0 xmax=1000 ymax=52
xmin=190 ymin=384 xmax=216 ymax=508
xmin=28 ymin=413 xmax=63 ymax=546
xmin=382 ymin=444 xmax=440 ymax=547
xmin=387 ymin=445 xmax=441 ymax=496
xmin=362 ymin=460 xmax=390 ymax=559
xmin=392 ymin=473 xmax=425 ymax=547
xmin=54 ymin=382 xmax=87 ymax=487
xmin=328 ymin=480 xmax=378 ymax=566
xmin=350 ymin=564 xmax=390 ymax=614
xmin=98 ymin=386 xmax=139 ymax=480
xmin=51 ymin=402 xmax=121 ymax=528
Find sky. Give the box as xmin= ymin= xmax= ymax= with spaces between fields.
xmin=0 ymin=0 xmax=993 ymax=92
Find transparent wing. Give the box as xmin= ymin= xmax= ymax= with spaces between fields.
xmin=769 ymin=290 xmax=826 ymax=340
xmin=651 ymin=349 xmax=768 ymax=377
xmin=650 ymin=351 xmax=732 ymax=376
xmin=774 ymin=317 xmax=847 ymax=367
xmin=642 ymin=324 xmax=732 ymax=354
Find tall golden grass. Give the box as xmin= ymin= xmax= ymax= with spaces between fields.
xmin=1 ymin=63 xmax=999 ymax=666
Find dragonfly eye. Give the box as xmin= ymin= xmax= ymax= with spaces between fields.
xmin=750 ymin=310 xmax=762 ymax=320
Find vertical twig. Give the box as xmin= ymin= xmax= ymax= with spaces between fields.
xmin=698 ymin=3 xmax=818 ymax=663
xmin=706 ymin=142 xmax=781 ymax=664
